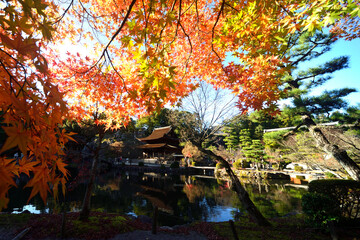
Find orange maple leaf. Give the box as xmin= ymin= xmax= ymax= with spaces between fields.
xmin=0 ymin=126 xmax=28 ymax=156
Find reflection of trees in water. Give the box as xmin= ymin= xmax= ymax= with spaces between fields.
xmin=6 ymin=171 xmax=307 ymax=225
xmin=233 ymin=180 xmax=307 ymax=218
xmin=183 ymin=178 xmax=234 ymax=206
xmin=182 ymin=177 xmax=236 ymax=222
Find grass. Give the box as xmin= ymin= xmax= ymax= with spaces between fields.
xmin=210 ymin=217 xmax=329 ymax=240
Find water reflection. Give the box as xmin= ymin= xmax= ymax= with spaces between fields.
xmin=4 ymin=171 xmax=307 ymax=226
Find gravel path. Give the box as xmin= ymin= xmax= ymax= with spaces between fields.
xmin=109 ymin=230 xmax=207 ymax=240
xmin=0 ymin=227 xmax=17 ymax=240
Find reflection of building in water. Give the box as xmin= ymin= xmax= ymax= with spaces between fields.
xmin=136 ymin=185 xmax=174 ymax=214
xmin=137 ymin=126 xmax=183 ymax=163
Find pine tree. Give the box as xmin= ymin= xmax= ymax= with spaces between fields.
xmin=282 ymin=31 xmax=360 ymax=180
xmin=243 ymin=140 xmax=267 ymax=169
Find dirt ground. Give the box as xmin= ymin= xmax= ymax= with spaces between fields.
xmin=1 ymin=227 xmax=207 ymax=240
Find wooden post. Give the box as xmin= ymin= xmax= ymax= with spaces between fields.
xmin=61 ymin=212 xmax=66 ymax=239
xmin=152 ymin=206 xmax=158 ymax=235
xmin=229 ymin=220 xmax=239 ymax=240
xmin=328 ymin=220 xmax=338 ymax=240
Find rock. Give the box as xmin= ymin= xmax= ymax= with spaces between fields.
xmin=160 ymin=226 xmax=173 ymax=230
xmin=137 ymin=215 xmax=152 ymax=224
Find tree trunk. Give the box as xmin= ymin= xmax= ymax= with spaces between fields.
xmin=79 ymin=128 xmax=105 ymax=221
xmin=302 ymin=115 xmax=360 ymax=181
xmin=193 ymin=142 xmax=271 ymax=226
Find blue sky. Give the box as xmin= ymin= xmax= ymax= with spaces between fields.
xmin=305 ymin=38 xmax=360 ymax=107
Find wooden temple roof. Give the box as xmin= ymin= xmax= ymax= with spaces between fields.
xmin=138 ymin=143 xmax=178 ymax=149
xmin=137 ymin=126 xmax=172 ymax=141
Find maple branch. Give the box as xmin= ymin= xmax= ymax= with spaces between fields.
xmin=155 ymin=0 xmax=177 ymax=53
xmin=0 ymin=48 xmax=31 ymax=98
xmin=54 ymin=0 xmax=74 ymax=24
xmin=211 ymin=0 xmax=225 ymax=69
xmin=142 ymin=0 xmax=153 ymax=55
xmin=78 ymin=0 xmax=110 ymax=19
xmin=274 ymin=0 xmax=292 ymax=17
xmin=182 ymin=0 xmax=196 ymax=15
xmin=224 ymin=2 xmax=239 ymax=13
xmin=179 ymin=22 xmax=192 ymax=81
xmin=170 ymin=0 xmax=182 ymax=45
xmin=99 ymin=0 xmax=137 ymax=63
xmin=0 ymin=57 xmax=15 ymax=93
xmin=105 ymin=50 xmax=128 ymax=93
xmin=195 ymin=0 xmax=200 ymax=31
xmin=79 ymin=0 xmax=136 ymax=75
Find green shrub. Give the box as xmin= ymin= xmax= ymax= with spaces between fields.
xmin=296 ymin=175 xmax=305 ymax=180
xmin=294 ymin=165 xmax=304 ymax=172
xmin=308 ymin=179 xmax=360 ymax=219
xmin=233 ymin=161 xmax=242 ymax=169
xmin=302 ymin=192 xmax=340 ymax=227
xmin=160 ymin=164 xmax=166 ymax=170
xmin=324 ymin=172 xmax=336 ymax=179
xmin=138 ymin=162 xmax=144 ymax=167
xmin=170 ymin=161 xmax=179 ymax=168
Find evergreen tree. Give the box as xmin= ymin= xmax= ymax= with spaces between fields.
xmin=239 ymin=129 xmax=252 ymax=149
xmin=243 ymin=140 xmax=267 ymax=169
xmin=223 ymin=126 xmax=241 ymax=151
xmin=281 ymin=31 xmax=360 ymax=180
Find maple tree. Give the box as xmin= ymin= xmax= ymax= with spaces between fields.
xmin=0 ymin=0 xmax=359 ymax=219
xmin=0 ymin=0 xmax=74 ymax=210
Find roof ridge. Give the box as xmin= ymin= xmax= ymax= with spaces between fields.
xmin=154 ymin=126 xmax=172 ymax=130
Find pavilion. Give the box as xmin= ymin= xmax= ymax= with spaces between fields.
xmin=137 ymin=126 xmax=183 ymax=164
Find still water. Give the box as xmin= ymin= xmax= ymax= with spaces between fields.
xmin=5 ymin=170 xmax=307 ymax=226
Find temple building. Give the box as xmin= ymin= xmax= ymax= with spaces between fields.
xmin=137 ymin=126 xmax=183 ymax=163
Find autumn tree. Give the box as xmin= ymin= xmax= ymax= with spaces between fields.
xmin=0 ymin=0 xmax=73 ymax=210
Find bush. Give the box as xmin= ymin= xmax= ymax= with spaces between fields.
xmin=138 ymin=162 xmax=144 ymax=167
xmin=324 ymin=172 xmax=336 ymax=179
xmin=215 ymin=161 xmax=225 ymax=170
xmin=170 ymin=161 xmax=180 ymax=168
xmin=296 ymin=175 xmax=305 ymax=180
xmin=233 ymin=161 xmax=242 ymax=169
xmin=307 ymin=179 xmax=360 ymax=219
xmin=160 ymin=164 xmax=166 ymax=170
xmin=302 ymin=192 xmax=340 ymax=227
xmin=294 ymin=165 xmax=304 ymax=172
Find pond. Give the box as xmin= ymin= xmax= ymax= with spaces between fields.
xmin=4 ymin=170 xmax=307 ymax=226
